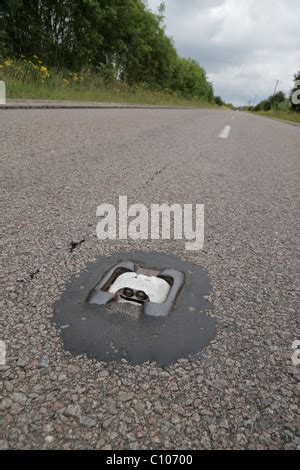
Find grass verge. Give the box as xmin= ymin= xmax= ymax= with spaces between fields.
xmin=3 ymin=77 xmax=217 ymax=108
xmin=252 ymin=110 xmax=300 ymax=124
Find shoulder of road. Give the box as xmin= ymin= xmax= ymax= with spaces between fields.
xmin=243 ymin=110 xmax=300 ymax=127
xmin=0 ymin=99 xmax=215 ymax=110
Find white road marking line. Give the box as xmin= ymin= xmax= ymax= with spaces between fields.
xmin=218 ymin=125 xmax=231 ymax=139
xmin=0 ymin=340 xmax=6 ymax=365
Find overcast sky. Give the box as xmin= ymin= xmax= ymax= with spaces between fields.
xmin=147 ymin=0 xmax=300 ymax=106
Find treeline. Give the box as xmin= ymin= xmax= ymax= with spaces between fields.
xmin=254 ymin=91 xmax=286 ymax=112
xmin=0 ymin=0 xmax=214 ymax=101
xmin=249 ymin=72 xmax=300 ymax=113
xmin=214 ymin=95 xmax=234 ymax=108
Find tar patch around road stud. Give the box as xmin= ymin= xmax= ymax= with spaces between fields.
xmin=53 ymin=251 xmax=216 ymax=367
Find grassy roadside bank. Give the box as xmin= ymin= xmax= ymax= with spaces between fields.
xmin=250 ymin=110 xmax=300 ymax=124
xmin=0 ymin=59 xmax=218 ymax=108
xmin=3 ymin=78 xmax=217 ymax=107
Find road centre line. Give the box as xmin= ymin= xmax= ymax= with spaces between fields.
xmin=218 ymin=125 xmax=231 ymax=139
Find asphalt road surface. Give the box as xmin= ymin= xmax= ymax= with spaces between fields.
xmin=1 ymin=106 xmax=299 ymax=449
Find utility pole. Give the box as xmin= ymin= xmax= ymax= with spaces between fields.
xmin=273 ymin=79 xmax=282 ymax=96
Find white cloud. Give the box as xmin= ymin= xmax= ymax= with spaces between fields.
xmin=147 ymin=0 xmax=300 ymax=105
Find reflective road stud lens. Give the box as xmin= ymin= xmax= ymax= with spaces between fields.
xmin=123 ymin=288 xmax=134 ymax=298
